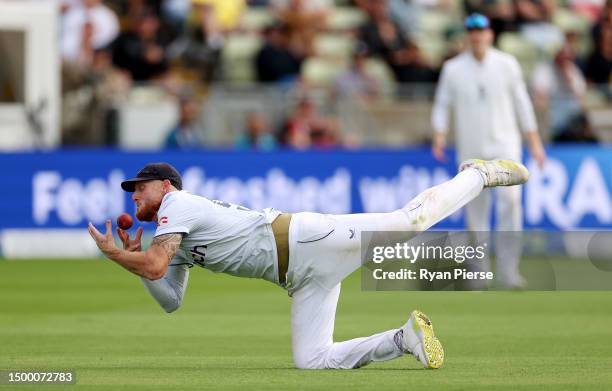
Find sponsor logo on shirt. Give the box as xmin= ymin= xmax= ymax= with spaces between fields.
xmin=159 ymin=216 xmax=169 ymax=225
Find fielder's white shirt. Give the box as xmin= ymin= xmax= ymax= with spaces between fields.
xmin=431 ymin=48 xmax=537 ymax=162
xmin=154 ymin=191 xmax=282 ymax=285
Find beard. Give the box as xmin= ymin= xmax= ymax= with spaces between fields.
xmin=136 ymin=199 xmax=162 ymax=222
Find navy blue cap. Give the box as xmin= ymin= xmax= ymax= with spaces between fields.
xmin=464 ymin=13 xmax=490 ymax=30
xmin=121 ymin=162 xmax=182 ymax=192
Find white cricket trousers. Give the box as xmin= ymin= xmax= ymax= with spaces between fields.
xmin=287 ymin=169 xmax=485 ymax=369
xmin=464 ymin=185 xmax=523 ymax=283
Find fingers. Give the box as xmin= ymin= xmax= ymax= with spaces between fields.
xmin=105 ymin=220 xmax=113 ymax=238
xmin=88 ymin=222 xmax=103 ymax=241
xmin=539 ymin=153 xmax=547 ymax=169
xmin=87 ymin=223 xmax=95 ymax=241
xmin=116 ymin=227 xmax=127 ymax=242
xmin=533 ymin=151 xmax=546 ymax=169
xmin=433 ymin=148 xmax=446 ymax=163
xmin=88 ymin=223 xmax=107 ymax=252
xmin=90 ymin=221 xmax=144 ymax=252
xmin=432 ymin=146 xmax=440 ymax=159
xmin=135 ymin=227 xmax=144 ymax=242
xmin=127 ymin=243 xmax=142 ymax=252
xmin=127 ymin=227 xmax=144 ymax=252
xmin=116 ymin=227 xmax=130 ymax=249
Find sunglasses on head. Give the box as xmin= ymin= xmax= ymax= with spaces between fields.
xmin=464 ymin=14 xmax=490 ymax=30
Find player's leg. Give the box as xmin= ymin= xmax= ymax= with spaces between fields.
xmin=357 ymin=155 xmax=531 ymax=235
xmin=465 ymin=191 xmax=493 ymax=232
xmin=287 ymin=170 xmax=486 ymax=370
xmin=494 ymin=185 xmax=524 ymax=287
xmin=291 ymin=282 xmax=404 ymax=369
xmin=288 ymin=214 xmax=436 ymax=369
xmin=287 ymin=159 xmax=528 ymax=369
xmin=290 ymin=159 xmax=529 ymax=288
xmin=464 ymin=190 xmax=493 ymax=286
xmin=300 ymin=167 xmax=487 ymax=289
xmin=291 ymin=278 xmax=444 ymax=369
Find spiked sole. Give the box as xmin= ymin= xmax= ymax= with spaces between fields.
xmin=411 ymin=310 xmax=445 ymax=369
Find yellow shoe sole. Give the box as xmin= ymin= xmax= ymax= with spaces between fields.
xmin=412 ymin=310 xmax=445 ymax=369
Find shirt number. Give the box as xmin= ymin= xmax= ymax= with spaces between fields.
xmin=189 ymin=245 xmax=208 ymax=266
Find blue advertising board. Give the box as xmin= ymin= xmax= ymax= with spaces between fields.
xmin=1 ymin=146 xmax=610 ymax=231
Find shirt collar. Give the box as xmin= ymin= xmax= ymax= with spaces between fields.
xmin=467 ymin=48 xmax=492 ymax=65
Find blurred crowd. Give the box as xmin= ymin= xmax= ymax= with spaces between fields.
xmin=53 ymin=0 xmax=612 ymax=148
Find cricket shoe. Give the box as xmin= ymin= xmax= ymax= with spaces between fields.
xmin=459 ymin=159 xmax=529 ymax=188
xmin=496 ymin=272 xmax=527 ymax=291
xmin=400 ymin=310 xmax=444 ymax=369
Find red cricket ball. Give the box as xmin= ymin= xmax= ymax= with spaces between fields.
xmin=117 ymin=213 xmax=134 ymax=230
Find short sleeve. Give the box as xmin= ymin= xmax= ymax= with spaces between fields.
xmin=154 ymin=193 xmax=194 ymax=237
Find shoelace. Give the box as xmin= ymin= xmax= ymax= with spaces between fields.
xmin=485 ymin=164 xmax=512 ymax=185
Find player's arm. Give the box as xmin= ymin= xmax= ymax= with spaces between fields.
xmin=140 ymin=260 xmax=190 ymax=313
xmin=88 ymin=220 xmax=181 ymax=280
xmin=509 ymin=58 xmax=546 ymax=168
xmin=107 ymin=222 xmax=189 ymax=313
xmin=431 ymin=64 xmax=452 ymax=162
xmin=525 ymin=131 xmax=546 ymax=168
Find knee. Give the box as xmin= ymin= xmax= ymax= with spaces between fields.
xmin=294 ymin=358 xmax=326 ymax=370
xmin=293 ymin=349 xmax=327 ymax=369
xmin=394 ymin=208 xmax=427 ymax=232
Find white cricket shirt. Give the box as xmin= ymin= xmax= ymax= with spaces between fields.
xmin=431 ymin=48 xmax=538 ymax=162
xmin=154 ymin=191 xmax=282 ymax=285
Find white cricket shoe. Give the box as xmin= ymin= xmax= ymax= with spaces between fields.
xmin=496 ymin=273 xmax=527 ymax=290
xmin=401 ymin=310 xmax=444 ymax=369
xmin=459 ymin=159 xmax=529 ymax=188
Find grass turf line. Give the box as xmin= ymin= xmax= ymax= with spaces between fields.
xmin=0 ymin=259 xmax=611 ymax=390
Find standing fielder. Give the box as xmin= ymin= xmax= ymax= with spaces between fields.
xmin=431 ymin=13 xmax=546 ymax=288
xmin=89 ymin=159 xmax=529 ymax=369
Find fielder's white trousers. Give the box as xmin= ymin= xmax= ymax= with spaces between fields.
xmin=465 ymin=184 xmax=523 ymax=284
xmin=287 ymin=169 xmax=485 ymax=369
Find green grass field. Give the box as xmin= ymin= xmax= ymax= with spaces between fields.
xmin=1 ymin=259 xmax=611 ymax=390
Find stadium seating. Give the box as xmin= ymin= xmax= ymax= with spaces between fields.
xmin=327 ymin=7 xmax=367 ymax=31
xmin=497 ymin=32 xmax=540 ymax=76
xmin=314 ymin=33 xmax=355 ymax=59
xmin=302 ymin=57 xmax=348 ymax=87
xmin=363 ymin=58 xmax=396 ymax=96
xmin=416 ymin=35 xmax=448 ymax=65
xmin=222 ymin=34 xmax=263 ymax=83
xmin=241 ymin=7 xmax=274 ymax=32
xmin=419 ymin=10 xmax=454 ymax=37
xmin=553 ymin=7 xmax=591 ymax=35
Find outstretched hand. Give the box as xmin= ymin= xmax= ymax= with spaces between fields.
xmin=117 ymin=226 xmax=144 ymax=252
xmin=88 ymin=220 xmax=120 ymax=259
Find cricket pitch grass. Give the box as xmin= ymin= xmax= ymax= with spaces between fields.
xmin=1 ymin=259 xmax=611 ymax=390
